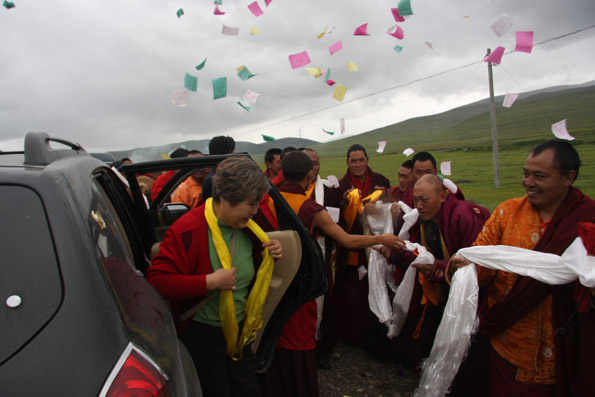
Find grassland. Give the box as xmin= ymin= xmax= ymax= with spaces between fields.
xmin=254 ymin=84 xmax=595 ymax=212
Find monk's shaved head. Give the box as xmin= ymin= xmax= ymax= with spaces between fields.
xmin=415 ymin=174 xmax=444 ymax=194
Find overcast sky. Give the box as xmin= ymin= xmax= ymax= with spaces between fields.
xmin=1 ymin=0 xmax=594 ymax=152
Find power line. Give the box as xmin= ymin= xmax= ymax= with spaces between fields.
xmin=232 ymin=24 xmax=595 ymax=139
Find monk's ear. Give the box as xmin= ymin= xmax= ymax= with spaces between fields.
xmin=563 ymin=170 xmax=576 ymax=187
xmin=439 ymin=189 xmax=448 ymax=203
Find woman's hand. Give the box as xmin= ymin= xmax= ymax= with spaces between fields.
xmin=206 ymin=267 xmax=237 ymax=291
xmin=263 ymin=239 xmax=283 ymax=259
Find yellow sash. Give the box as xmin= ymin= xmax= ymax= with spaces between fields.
xmin=204 ymin=198 xmax=275 ymax=359
xmin=343 ymin=189 xmax=385 ymax=266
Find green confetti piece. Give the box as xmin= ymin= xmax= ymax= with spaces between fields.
xmin=393 ymin=45 xmax=403 ymax=53
xmin=262 ymin=134 xmax=276 ymax=142
xmin=184 ymin=73 xmax=197 ymax=92
xmin=212 ymin=77 xmax=227 ymax=100
xmin=3 ymin=1 xmax=15 ymax=9
xmin=238 ymin=101 xmax=251 ymax=112
xmin=214 ymin=0 xmax=222 ymax=4
xmin=322 ymin=128 xmax=335 ymax=135
xmin=323 ymin=68 xmax=331 ymax=82
xmin=237 ymin=66 xmax=256 ymax=81
xmin=397 ymin=0 xmax=413 ymax=16
xmin=176 ymin=8 xmax=184 ymax=18
xmin=195 ymin=58 xmax=207 ymax=71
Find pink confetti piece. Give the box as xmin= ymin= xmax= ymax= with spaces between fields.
xmin=222 ymin=24 xmax=239 ymax=36
xmin=387 ymin=25 xmax=404 ymax=40
xmin=490 ymin=14 xmax=513 ymax=37
xmin=172 ymin=89 xmax=190 ymax=107
xmin=248 ymin=1 xmax=264 ymax=17
xmin=515 ymin=31 xmax=534 ymax=53
xmin=326 ymin=79 xmax=336 ymax=86
xmin=353 ymin=23 xmax=370 ymax=36
xmin=377 ymin=141 xmax=387 ymax=153
xmin=329 ymin=41 xmax=344 ymax=55
xmin=425 ymin=41 xmax=433 ymax=49
xmin=391 ymin=8 xmax=405 ymax=22
xmin=244 ymin=89 xmax=261 ymax=104
xmin=340 ymin=118 xmax=345 ymax=134
xmin=502 ymin=93 xmax=519 ymax=108
xmin=214 ymin=5 xmax=225 ymax=15
xmin=484 ymin=46 xmax=505 ymax=65
xmin=265 ymin=0 xmax=273 ymax=6
xmin=551 ymin=119 xmax=574 ymax=140
xmin=440 ymin=161 xmax=452 ymax=176
xmin=288 ymin=51 xmax=311 ymax=69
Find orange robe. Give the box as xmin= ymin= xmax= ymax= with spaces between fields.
xmin=474 ymin=196 xmax=555 ymax=384
xmin=171 ymin=177 xmax=203 ymax=209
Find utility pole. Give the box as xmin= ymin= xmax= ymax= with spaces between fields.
xmin=487 ymin=48 xmax=500 ymax=187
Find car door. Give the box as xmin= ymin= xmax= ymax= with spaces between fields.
xmin=119 ymin=153 xmax=327 ymax=371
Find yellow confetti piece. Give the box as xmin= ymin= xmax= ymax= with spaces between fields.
xmin=160 ymin=154 xmax=171 ymax=159
xmin=236 ymin=65 xmax=246 ymax=72
xmin=317 ymin=25 xmax=328 ymax=39
xmin=250 ymin=26 xmax=261 ymax=35
xmin=332 ymin=83 xmax=348 ymax=102
xmin=347 ymin=61 xmax=358 ymax=72
xmin=305 ymin=67 xmax=321 ymax=76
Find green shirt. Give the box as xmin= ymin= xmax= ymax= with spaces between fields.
xmin=194 ymin=220 xmax=255 ymax=326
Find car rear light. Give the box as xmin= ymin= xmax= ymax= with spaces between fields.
xmin=100 ymin=343 xmax=171 ymax=397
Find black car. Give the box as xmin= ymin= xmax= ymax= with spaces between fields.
xmin=0 ymin=132 xmax=326 ymax=395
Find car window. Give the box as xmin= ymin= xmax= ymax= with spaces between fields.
xmin=0 ymin=185 xmax=62 ymax=364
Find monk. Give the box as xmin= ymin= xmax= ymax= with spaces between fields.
xmin=259 ymin=151 xmax=405 ymax=397
xmin=333 ymin=144 xmax=392 ymax=346
xmin=386 ymin=174 xmax=489 ymax=368
xmin=450 ymin=140 xmax=595 ymax=396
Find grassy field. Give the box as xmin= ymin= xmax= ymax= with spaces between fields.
xmin=254 ymin=84 xmax=595 ymax=213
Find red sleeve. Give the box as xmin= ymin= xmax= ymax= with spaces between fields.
xmin=147 ymin=221 xmax=210 ymax=301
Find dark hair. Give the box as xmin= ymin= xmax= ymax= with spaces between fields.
xmin=209 ymin=136 xmax=235 ymax=155
xmin=412 ymin=151 xmax=436 ymax=168
xmin=531 ymin=140 xmax=581 ymax=181
xmin=280 ymin=147 xmax=297 ymax=160
xmin=212 ymin=157 xmax=269 ymax=205
xmin=264 ymin=148 xmax=282 ymax=163
xmin=347 ymin=144 xmax=368 ymax=159
xmin=169 ymin=148 xmax=190 ymax=158
xmin=120 ymin=157 xmax=131 ymax=163
xmin=401 ymin=160 xmax=413 ymax=169
xmin=188 ymin=149 xmax=203 ymax=155
xmin=282 ymin=151 xmax=313 ymax=182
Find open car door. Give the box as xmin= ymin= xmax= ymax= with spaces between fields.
xmin=118 ymin=153 xmax=327 ymax=371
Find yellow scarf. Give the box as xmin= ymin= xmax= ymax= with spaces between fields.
xmin=204 ymin=197 xmax=275 ymax=359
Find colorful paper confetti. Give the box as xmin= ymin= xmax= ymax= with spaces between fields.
xmin=425 ymin=42 xmax=433 ymax=50
xmin=551 ymin=119 xmax=574 ymax=140
xmin=440 ymin=161 xmax=452 ymax=176
xmin=244 ymin=89 xmax=261 ymax=104
xmin=318 ymin=25 xmax=329 ymax=39
xmin=393 ymin=45 xmax=404 ymax=53
xmin=262 ymin=134 xmax=276 ymax=142
xmin=248 ymin=1 xmax=264 ymax=17
xmin=238 ymin=102 xmax=252 ymax=112
xmin=326 ymin=79 xmax=336 ymax=86
xmin=347 ymin=62 xmax=358 ymax=72
xmin=391 ymin=8 xmax=405 ymax=22
xmin=222 ymin=24 xmax=239 ymax=36
xmin=322 ymin=128 xmax=335 ymax=135
xmin=289 ymin=51 xmax=311 ymax=69
xmin=265 ymin=0 xmax=273 ymax=6
xmin=214 ymin=5 xmax=225 ymax=15
xmin=485 ymin=46 xmax=505 ymax=65
xmin=176 ymin=8 xmax=184 ymax=18
xmin=332 ymin=84 xmax=348 ymax=102
xmin=397 ymin=0 xmax=413 ymax=16
xmin=515 ymin=31 xmax=534 ymax=53
xmin=184 ymin=73 xmax=198 ymax=92
xmin=212 ymin=77 xmax=227 ymax=100
xmin=353 ymin=23 xmax=370 ymax=36
xmin=195 ymin=58 xmax=207 ymax=71
xmin=376 ymin=141 xmax=387 ymax=153
xmin=3 ymin=1 xmax=15 ymax=9
xmin=329 ymin=41 xmax=343 ymax=55
xmin=237 ymin=65 xmax=256 ymax=80
xmin=490 ymin=14 xmax=513 ymax=37
xmin=502 ymin=93 xmax=519 ymax=108
xmin=172 ymin=89 xmax=190 ymax=107
xmin=388 ymin=25 xmax=404 ymax=40
xmin=340 ymin=118 xmax=345 ymax=134
xmin=403 ymin=148 xmax=414 ymax=157
xmin=250 ymin=27 xmax=261 ymax=35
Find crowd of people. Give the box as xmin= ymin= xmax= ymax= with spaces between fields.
xmin=118 ymin=136 xmax=594 ymax=397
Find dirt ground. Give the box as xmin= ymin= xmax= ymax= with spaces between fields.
xmin=318 ymin=340 xmax=419 ymax=397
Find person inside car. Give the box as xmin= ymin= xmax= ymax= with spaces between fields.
xmin=147 ymin=156 xmax=283 ymax=397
